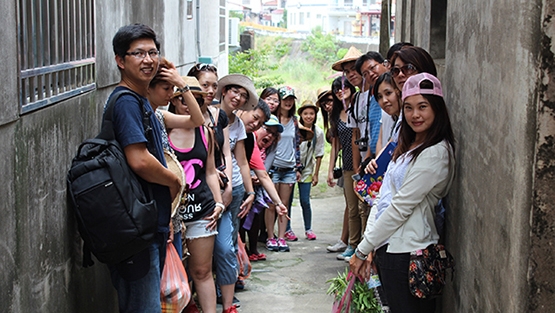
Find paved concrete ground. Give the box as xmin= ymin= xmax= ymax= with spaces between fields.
xmin=230 ymin=195 xmax=349 ymax=313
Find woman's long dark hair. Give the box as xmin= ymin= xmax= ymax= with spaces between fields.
xmin=390 ymin=46 xmax=437 ymax=77
xmin=393 ymin=81 xmax=455 ymax=162
xmin=373 ymin=72 xmax=401 ymax=118
xmin=329 ymin=77 xmax=356 ymax=138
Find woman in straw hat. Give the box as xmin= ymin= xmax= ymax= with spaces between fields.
xmin=166 ymin=78 xmax=227 ymax=313
xmin=213 ymin=74 xmax=258 ymax=313
xmin=296 ymin=100 xmax=325 ymax=241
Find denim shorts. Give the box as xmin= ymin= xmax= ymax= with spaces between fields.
xmin=271 ymin=168 xmax=297 ymax=184
xmin=183 ymin=219 xmax=218 ymax=240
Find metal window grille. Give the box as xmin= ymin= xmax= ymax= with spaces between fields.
xmin=18 ymin=0 xmax=96 ymax=114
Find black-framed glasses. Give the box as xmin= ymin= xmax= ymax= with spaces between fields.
xmin=195 ymin=63 xmax=218 ymax=72
xmin=391 ymin=63 xmax=417 ymax=77
xmin=125 ymin=50 xmax=160 ymax=60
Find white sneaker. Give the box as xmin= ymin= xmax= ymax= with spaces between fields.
xmin=327 ymin=240 xmax=348 ymax=252
xmin=344 ymin=256 xmax=351 ymax=262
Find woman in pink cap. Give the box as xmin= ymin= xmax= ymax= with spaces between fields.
xmin=351 ymin=73 xmax=455 ymax=313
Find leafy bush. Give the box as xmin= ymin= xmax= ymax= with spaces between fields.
xmin=337 ymin=48 xmax=348 ymax=60
xmin=228 ymin=47 xmax=284 ymax=89
xmin=301 ymin=26 xmax=339 ymax=65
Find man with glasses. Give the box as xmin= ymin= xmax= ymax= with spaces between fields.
xmin=354 ymin=51 xmax=388 ymax=163
xmin=108 ymin=23 xmax=181 ymax=312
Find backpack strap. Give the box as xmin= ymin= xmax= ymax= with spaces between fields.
xmin=98 ymin=89 xmax=152 ymax=150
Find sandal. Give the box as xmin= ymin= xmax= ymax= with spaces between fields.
xmin=248 ymin=254 xmax=259 ymax=262
xmin=255 ymin=253 xmax=267 ymax=261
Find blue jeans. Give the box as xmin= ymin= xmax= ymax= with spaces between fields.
xmin=214 ymin=209 xmax=239 ymax=285
xmin=213 ymin=185 xmax=245 ymax=286
xmin=297 ymin=182 xmax=313 ymax=231
xmin=110 ymin=233 xmax=167 ymax=313
xmin=286 ymin=182 xmax=313 ymax=232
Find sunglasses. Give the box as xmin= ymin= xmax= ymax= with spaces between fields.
xmin=391 ymin=63 xmax=417 ymax=78
xmin=195 ymin=63 xmax=218 ymax=72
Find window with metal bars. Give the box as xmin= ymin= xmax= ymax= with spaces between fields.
xmin=18 ymin=0 xmax=96 ymax=114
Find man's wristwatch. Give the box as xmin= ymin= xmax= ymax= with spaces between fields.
xmin=354 ymin=248 xmax=368 ymax=261
xmin=177 ymin=85 xmax=190 ymax=94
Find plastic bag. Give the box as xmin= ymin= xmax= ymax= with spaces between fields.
xmin=160 ymin=243 xmax=190 ymax=313
xmin=237 ymin=235 xmax=252 ymax=280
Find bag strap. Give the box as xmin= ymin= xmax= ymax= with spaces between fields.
xmin=98 ymin=89 xmax=154 ymax=153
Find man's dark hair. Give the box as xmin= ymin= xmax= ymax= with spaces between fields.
xmin=355 ymin=51 xmax=385 ymax=75
xmin=112 ymin=23 xmax=160 ymax=58
xmin=256 ymin=98 xmax=271 ymax=122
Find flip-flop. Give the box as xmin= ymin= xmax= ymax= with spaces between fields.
xmin=248 ymin=254 xmax=259 ymax=262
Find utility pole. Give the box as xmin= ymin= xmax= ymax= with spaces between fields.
xmin=379 ymin=0 xmax=391 ymax=57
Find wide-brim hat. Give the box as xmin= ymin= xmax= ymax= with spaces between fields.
xmin=298 ymin=123 xmax=314 ymax=142
xmin=172 ymin=76 xmax=208 ymax=98
xmin=215 ymin=74 xmax=258 ymax=111
xmin=164 ymin=150 xmax=187 ymax=217
xmin=331 ymin=46 xmax=363 ymax=71
xmin=316 ymin=87 xmax=332 ymax=104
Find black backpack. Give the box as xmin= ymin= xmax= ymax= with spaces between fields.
xmin=67 ymin=89 xmax=158 ymax=267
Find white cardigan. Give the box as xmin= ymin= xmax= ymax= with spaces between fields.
xmin=357 ymin=140 xmax=455 ymax=255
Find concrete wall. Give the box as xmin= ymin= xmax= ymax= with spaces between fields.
xmin=0 ymin=0 xmax=226 ymax=311
xmin=395 ymin=0 xmax=555 ymax=312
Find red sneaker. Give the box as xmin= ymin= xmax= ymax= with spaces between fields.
xmin=284 ymin=230 xmax=298 ymax=241
xmin=305 ymin=230 xmax=317 ymax=240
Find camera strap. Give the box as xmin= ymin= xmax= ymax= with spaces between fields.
xmin=351 ymin=89 xmax=372 ymax=141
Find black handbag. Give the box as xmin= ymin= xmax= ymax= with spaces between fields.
xmin=333 ymin=152 xmax=343 ymax=179
xmin=408 ymin=244 xmax=455 ymax=299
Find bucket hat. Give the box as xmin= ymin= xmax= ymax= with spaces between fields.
xmin=215 ymin=74 xmax=258 ymax=111
xmin=264 ymin=114 xmax=284 ymax=133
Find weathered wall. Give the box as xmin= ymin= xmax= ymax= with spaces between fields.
xmin=0 ymin=0 xmax=225 ymax=312
xmin=394 ymin=0 xmax=555 ymax=312
xmin=443 ymin=0 xmax=540 ymax=312
xmin=528 ymin=1 xmax=555 ymax=311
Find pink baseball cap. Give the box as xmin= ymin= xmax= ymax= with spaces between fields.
xmin=401 ymin=73 xmax=444 ymax=101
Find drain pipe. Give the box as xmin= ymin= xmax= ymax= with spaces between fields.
xmin=196 ymin=0 xmax=201 ymax=58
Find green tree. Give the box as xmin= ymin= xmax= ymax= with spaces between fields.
xmin=301 ymin=26 xmax=339 ymax=65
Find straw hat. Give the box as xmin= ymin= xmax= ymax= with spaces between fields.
xmin=316 ymin=87 xmax=332 ymax=104
xmin=331 ymin=46 xmax=363 ymax=71
xmin=215 ymin=74 xmax=259 ymax=111
xmin=297 ymin=99 xmax=319 ymax=115
xmin=172 ymin=76 xmax=208 ymax=98
xmin=164 ymin=150 xmax=187 ymax=217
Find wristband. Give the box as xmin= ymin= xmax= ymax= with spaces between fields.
xmin=215 ymin=202 xmax=225 ymax=211
xmin=354 ymin=248 xmax=368 ymax=261
xmin=246 ymin=191 xmax=256 ymax=196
